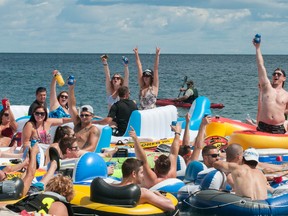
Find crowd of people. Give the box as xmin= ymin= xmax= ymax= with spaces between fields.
xmin=1 ymin=38 xmax=288 ymax=215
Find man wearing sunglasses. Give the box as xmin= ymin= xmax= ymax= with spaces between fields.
xmin=68 ymin=82 xmax=100 ymax=152
xmin=253 ymin=38 xmax=288 ymax=134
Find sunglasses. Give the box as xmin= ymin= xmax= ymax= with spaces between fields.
xmin=3 ymin=113 xmax=9 ymax=117
xmin=34 ymin=112 xmax=46 ymax=117
xmin=112 ymin=77 xmax=121 ymax=80
xmin=69 ymin=146 xmax=79 ymax=151
xmin=80 ymin=114 xmax=92 ymax=118
xmin=207 ymin=154 xmax=220 ymax=158
xmin=272 ymin=72 xmax=283 ymax=77
xmin=60 ymin=95 xmax=68 ymax=99
xmin=143 ymin=74 xmax=152 ymax=78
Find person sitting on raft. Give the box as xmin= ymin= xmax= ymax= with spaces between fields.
xmin=130 ymin=123 xmax=181 ymax=188
xmin=214 ymin=147 xmax=268 ymax=200
xmin=113 ymin=158 xmax=175 ymax=211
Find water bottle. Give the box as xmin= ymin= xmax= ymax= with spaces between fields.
xmin=68 ymin=75 xmax=75 ymax=85
xmin=55 ymin=71 xmax=65 ymax=86
xmin=254 ymin=34 xmax=261 ymax=44
xmin=122 ymin=56 xmax=129 ymax=65
xmin=31 ymin=139 xmax=41 ymax=168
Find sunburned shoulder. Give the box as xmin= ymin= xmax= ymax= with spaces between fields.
xmin=49 ymin=201 xmax=68 ymax=216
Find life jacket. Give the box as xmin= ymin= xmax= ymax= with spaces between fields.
xmin=6 ymin=191 xmax=74 ymax=215
xmin=183 ymin=88 xmax=198 ymax=104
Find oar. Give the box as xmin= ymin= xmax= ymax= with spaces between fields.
xmin=178 ymin=76 xmax=188 ymax=98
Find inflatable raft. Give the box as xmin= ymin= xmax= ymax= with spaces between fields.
xmin=205 ymin=116 xmax=256 ymax=138
xmin=71 ymin=178 xmax=179 ymax=216
xmin=229 ymin=130 xmax=288 ymax=150
xmin=182 ymin=189 xmax=288 ymax=216
xmin=156 ymin=98 xmax=224 ymax=109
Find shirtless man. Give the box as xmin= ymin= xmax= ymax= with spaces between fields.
xmin=115 ymin=158 xmax=175 ymax=211
xmin=68 ymin=82 xmax=100 ymax=152
xmin=129 ymin=124 xmax=181 ymax=188
xmin=253 ymin=38 xmax=288 ymax=134
xmin=214 ymin=148 xmax=268 ymax=200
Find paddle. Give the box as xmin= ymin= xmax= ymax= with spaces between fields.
xmin=178 ymin=76 xmax=188 ymax=98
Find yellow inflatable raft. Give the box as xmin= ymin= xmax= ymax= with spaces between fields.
xmin=71 ymin=178 xmax=179 ymax=216
xmin=229 ymin=130 xmax=288 ymax=150
xmin=205 ymin=116 xmax=256 ymax=137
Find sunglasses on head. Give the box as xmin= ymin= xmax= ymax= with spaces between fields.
xmin=112 ymin=77 xmax=121 ymax=80
xmin=80 ymin=114 xmax=92 ymax=118
xmin=207 ymin=154 xmax=220 ymax=158
xmin=60 ymin=95 xmax=68 ymax=99
xmin=272 ymin=72 xmax=283 ymax=77
xmin=3 ymin=113 xmax=9 ymax=117
xmin=34 ymin=112 xmax=46 ymax=117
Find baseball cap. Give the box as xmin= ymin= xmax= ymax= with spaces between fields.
xmin=80 ymin=105 xmax=94 ymax=114
xmin=143 ymin=69 xmax=153 ymax=76
xmin=243 ymin=148 xmax=259 ymax=163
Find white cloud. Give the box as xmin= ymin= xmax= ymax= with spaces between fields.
xmin=0 ymin=1 xmax=288 ymax=53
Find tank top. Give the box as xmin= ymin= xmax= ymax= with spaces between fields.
xmin=139 ymin=86 xmax=157 ymax=110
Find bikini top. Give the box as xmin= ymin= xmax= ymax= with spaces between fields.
xmin=1 ymin=127 xmax=14 ymax=138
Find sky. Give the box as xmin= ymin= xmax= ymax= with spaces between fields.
xmin=1 ymin=0 xmax=288 ymax=54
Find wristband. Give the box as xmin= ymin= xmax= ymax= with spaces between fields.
xmin=175 ymin=132 xmax=181 ymax=136
xmin=103 ymin=63 xmax=108 ymax=66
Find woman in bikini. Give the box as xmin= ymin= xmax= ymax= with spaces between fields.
xmin=133 ymin=47 xmax=160 ymax=110
xmin=101 ymin=54 xmax=129 ymax=110
xmin=21 ymin=105 xmax=72 ymax=148
xmin=49 ymin=70 xmax=70 ymax=118
xmin=0 ymin=100 xmax=18 ymax=146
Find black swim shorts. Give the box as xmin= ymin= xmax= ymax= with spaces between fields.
xmin=257 ymin=121 xmax=286 ymax=134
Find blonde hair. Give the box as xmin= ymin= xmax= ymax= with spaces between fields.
xmin=45 ymin=174 xmax=74 ymax=201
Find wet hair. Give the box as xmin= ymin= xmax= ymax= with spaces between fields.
xmin=122 ymin=158 xmax=143 ymax=178
xmin=202 ymin=145 xmax=218 ymax=157
xmin=45 ymin=174 xmax=74 ymax=202
xmin=110 ymin=73 xmax=124 ymax=89
xmin=154 ymin=154 xmax=171 ymax=176
xmin=118 ymin=86 xmax=129 ymax=98
xmin=28 ymin=105 xmax=48 ymax=125
xmin=53 ymin=125 xmax=73 ymax=143
xmin=225 ymin=143 xmax=243 ymax=162
xmin=59 ymin=137 xmax=77 ymax=155
xmin=57 ymin=91 xmax=69 ymax=109
xmin=36 ymin=87 xmax=47 ymax=95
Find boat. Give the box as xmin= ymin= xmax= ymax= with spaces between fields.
xmin=181 ymin=189 xmax=288 ymax=216
xmin=156 ymin=98 xmax=224 ymax=109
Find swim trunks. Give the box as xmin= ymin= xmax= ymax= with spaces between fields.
xmin=257 ymin=121 xmax=286 ymax=134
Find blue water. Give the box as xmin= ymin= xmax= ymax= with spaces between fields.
xmin=1 ymin=53 xmax=288 ymax=121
